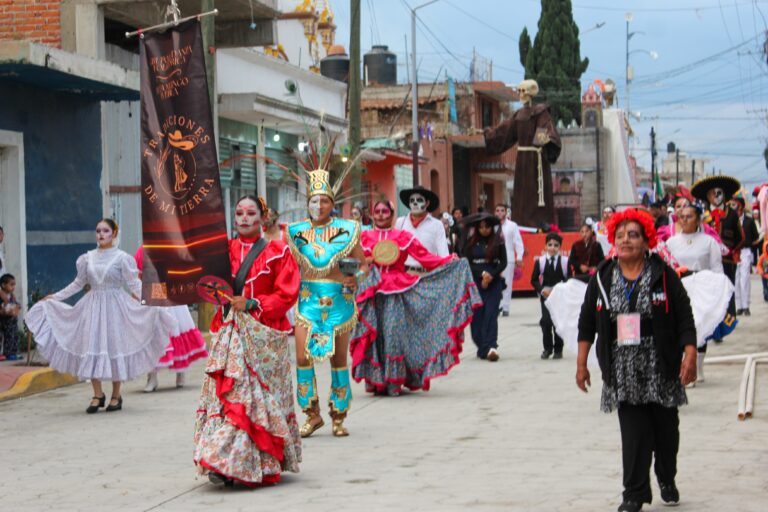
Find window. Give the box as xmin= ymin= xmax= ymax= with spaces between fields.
xmin=481 ymin=99 xmax=494 ymax=128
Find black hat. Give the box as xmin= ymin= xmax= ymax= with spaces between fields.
xmin=690 ymin=175 xmax=741 ymax=203
xmin=399 ymin=185 xmax=440 ymax=212
xmin=460 ymin=212 xmax=500 ymax=227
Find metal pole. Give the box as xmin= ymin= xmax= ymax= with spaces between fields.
xmin=411 ymin=9 xmax=419 ymax=187
xmin=650 ymin=126 xmax=656 ymax=198
xmin=675 ymin=148 xmax=680 ymax=186
xmin=691 ymin=159 xmax=696 ymax=186
xmin=625 ymin=19 xmax=629 ymax=114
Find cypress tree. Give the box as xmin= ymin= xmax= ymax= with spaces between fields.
xmin=519 ymin=0 xmax=589 ymax=126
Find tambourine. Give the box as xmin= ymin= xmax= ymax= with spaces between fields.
xmin=372 ymin=239 xmax=400 ymax=266
xmin=196 ymin=276 xmax=234 ymax=305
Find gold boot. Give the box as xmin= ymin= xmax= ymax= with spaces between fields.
xmin=299 ymin=402 xmax=324 ymax=438
xmin=330 ymin=410 xmax=349 ymax=437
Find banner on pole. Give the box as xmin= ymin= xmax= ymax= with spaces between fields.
xmin=139 ymin=19 xmax=229 ymax=306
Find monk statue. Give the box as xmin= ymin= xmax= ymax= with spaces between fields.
xmin=483 ymin=79 xmax=561 ymax=228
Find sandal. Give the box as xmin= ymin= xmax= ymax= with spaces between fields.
xmin=86 ymin=394 xmax=106 ymax=414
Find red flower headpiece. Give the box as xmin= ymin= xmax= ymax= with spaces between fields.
xmin=606 ymin=208 xmax=658 ymax=249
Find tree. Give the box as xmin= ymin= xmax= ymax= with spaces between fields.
xmin=519 ymin=0 xmax=589 ymax=126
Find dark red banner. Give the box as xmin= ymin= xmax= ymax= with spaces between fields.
xmin=139 ymin=20 xmax=229 ymax=306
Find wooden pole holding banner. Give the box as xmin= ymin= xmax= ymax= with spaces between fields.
xmin=198 ymin=0 xmax=218 ymax=332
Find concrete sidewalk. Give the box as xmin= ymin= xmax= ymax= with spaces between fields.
xmin=1 ymin=279 xmax=767 ymax=512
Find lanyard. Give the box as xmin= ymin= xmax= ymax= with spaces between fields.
xmin=618 ymin=265 xmax=646 ymax=307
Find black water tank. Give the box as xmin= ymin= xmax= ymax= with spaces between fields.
xmin=320 ymin=45 xmax=350 ymax=83
xmin=364 ymin=45 xmax=397 ymax=86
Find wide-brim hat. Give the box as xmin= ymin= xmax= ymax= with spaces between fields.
xmin=460 ymin=212 xmax=501 ymax=228
xmin=399 ymin=185 xmax=440 ymax=212
xmin=690 ymin=175 xmax=741 ymax=203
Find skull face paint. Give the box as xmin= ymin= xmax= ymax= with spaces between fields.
xmin=707 ymin=187 xmax=725 ymax=208
xmin=235 ymin=198 xmax=262 ymax=238
xmin=409 ymin=193 xmax=428 ymax=215
xmin=308 ymin=195 xmax=322 ymax=221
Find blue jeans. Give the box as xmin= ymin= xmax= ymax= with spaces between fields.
xmin=470 ymin=278 xmax=502 ymax=358
xmin=762 ymin=277 xmax=768 ymax=302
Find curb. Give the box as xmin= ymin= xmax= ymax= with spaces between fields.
xmin=0 ymin=368 xmax=80 ymax=403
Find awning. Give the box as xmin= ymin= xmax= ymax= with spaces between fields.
xmin=0 ymin=41 xmax=139 ymax=101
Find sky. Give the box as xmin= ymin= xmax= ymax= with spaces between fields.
xmin=331 ymin=0 xmax=768 ymax=189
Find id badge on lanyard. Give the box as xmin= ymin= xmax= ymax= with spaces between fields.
xmin=617 ymin=313 xmax=641 ymax=346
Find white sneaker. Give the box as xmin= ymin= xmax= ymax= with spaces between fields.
xmin=175 ymin=372 xmax=186 ymax=388
xmin=143 ymin=372 xmax=158 ymax=393
xmin=487 ymin=348 xmax=500 ymax=362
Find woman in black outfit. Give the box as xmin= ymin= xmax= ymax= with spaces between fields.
xmin=463 ymin=213 xmax=507 ymax=362
xmin=576 ymin=209 xmax=697 ymax=512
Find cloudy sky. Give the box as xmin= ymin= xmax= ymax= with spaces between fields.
xmin=332 ymin=0 xmax=768 ymax=189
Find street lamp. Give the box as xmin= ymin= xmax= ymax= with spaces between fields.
xmin=625 ymin=13 xmax=658 ymax=117
xmin=410 ymin=0 xmax=441 ymax=187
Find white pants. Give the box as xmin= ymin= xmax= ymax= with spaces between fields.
xmin=501 ymin=263 xmax=515 ymax=313
xmin=735 ymin=248 xmax=753 ymax=310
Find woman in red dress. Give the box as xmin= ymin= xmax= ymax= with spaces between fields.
xmin=194 ymin=195 xmax=301 ymax=487
xmin=350 ymin=200 xmax=481 ymax=396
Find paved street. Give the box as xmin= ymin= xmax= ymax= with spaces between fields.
xmin=2 ymin=280 xmax=767 ymax=512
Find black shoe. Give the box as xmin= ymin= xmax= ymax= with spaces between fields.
xmin=744 ymin=308 xmax=751 ymax=316
xmin=540 ymin=350 xmax=552 ymax=360
xmin=208 ymin=472 xmax=234 ymax=487
xmin=736 ymin=309 xmax=743 ymax=316
xmin=86 ymin=395 xmax=106 ymax=414
xmin=552 ymin=352 xmax=563 ymax=360
xmin=105 ymin=396 xmax=122 ymax=412
xmin=713 ymin=338 xmax=723 ymax=344
xmin=617 ymin=501 xmax=642 ymax=512
xmin=659 ymin=483 xmax=680 ymax=506
xmin=501 ymin=311 xmax=509 ymax=317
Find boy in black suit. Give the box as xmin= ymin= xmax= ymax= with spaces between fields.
xmin=531 ymin=233 xmax=570 ymax=359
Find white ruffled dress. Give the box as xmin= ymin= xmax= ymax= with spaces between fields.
xmin=25 ymin=247 xmax=176 ymax=381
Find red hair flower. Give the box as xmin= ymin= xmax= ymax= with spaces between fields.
xmin=606 ymin=208 xmax=658 ymax=249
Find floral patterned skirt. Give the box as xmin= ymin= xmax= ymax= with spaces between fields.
xmin=350 ymin=259 xmax=481 ymax=394
xmin=193 ymin=311 xmax=301 ymax=486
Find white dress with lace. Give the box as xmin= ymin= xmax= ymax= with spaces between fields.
xmin=25 ymin=247 xmax=176 ymax=381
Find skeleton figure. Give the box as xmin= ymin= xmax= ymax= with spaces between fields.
xmin=518 ymin=79 xmax=540 ymax=106
xmin=707 ymin=187 xmax=725 ymax=209
xmin=409 ymin=193 xmax=428 ymax=215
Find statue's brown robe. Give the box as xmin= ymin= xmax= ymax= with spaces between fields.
xmin=484 ymin=103 xmax=562 ymax=228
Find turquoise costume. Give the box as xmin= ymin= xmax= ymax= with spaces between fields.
xmin=288 ymin=169 xmax=361 ymax=435
xmin=288 ymin=216 xmax=360 ymax=365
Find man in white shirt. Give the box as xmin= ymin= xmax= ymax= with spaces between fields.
xmin=395 ymin=186 xmax=449 ymax=270
xmin=495 ymin=204 xmax=524 ymax=316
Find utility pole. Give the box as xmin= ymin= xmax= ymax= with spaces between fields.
xmin=348 ymin=0 xmax=362 ymax=192
xmin=410 ymin=1 xmax=440 ymax=187
xmin=691 ymin=159 xmax=696 ymax=186
xmin=410 ymin=7 xmax=419 ymax=186
xmin=675 ymin=148 xmax=680 ymax=186
xmin=650 ymin=127 xmax=657 ymax=199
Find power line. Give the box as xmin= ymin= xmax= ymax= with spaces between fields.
xmin=444 ymin=0 xmax=518 ymax=42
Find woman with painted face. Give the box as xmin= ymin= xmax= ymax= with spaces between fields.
xmin=576 ymin=209 xmax=697 ymax=512
xmin=24 ymin=219 xmax=175 ymax=413
xmin=666 ymin=205 xmax=734 ymax=385
xmin=462 ymin=213 xmax=507 ymax=361
xmin=350 ymin=200 xmax=480 ymax=396
xmin=287 ymin=171 xmax=367 ymax=438
xmin=194 ymin=195 xmax=302 ymax=487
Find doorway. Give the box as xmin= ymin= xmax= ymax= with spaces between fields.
xmin=0 ymin=130 xmax=28 ymax=312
